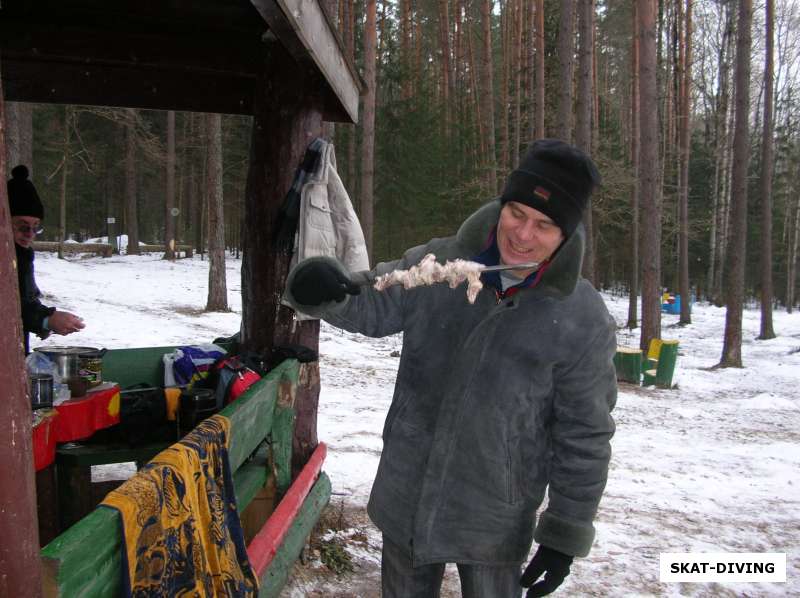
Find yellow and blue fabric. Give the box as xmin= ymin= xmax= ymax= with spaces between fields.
xmin=101 ymin=414 xmax=257 ymax=597
xmin=172 ymin=345 xmax=226 ymax=388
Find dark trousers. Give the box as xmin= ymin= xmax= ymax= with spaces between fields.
xmin=381 ymin=535 xmax=523 ymax=598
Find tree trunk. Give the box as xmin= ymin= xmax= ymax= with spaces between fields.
xmin=164 ymin=111 xmax=177 ymax=260
xmin=205 ymin=113 xmax=228 ymax=312
xmin=708 ymin=5 xmax=734 ymax=304
xmin=360 ymin=0 xmax=377 ymax=263
xmin=576 ymin=0 xmax=594 ymax=284
xmin=58 ymin=107 xmax=71 ymax=259
xmin=719 ymin=0 xmax=752 ymax=368
xmin=439 ymin=0 xmax=452 ymax=144
xmin=627 ymin=1 xmax=641 ymax=330
xmin=787 ymin=191 xmax=799 ymax=313
xmin=758 ymin=0 xmax=776 ymax=339
xmin=535 ymin=0 xmax=545 ymax=139
xmin=499 ymin=1 xmax=510 ymax=175
xmin=401 ymin=0 xmax=413 ymax=101
xmin=638 ymin=0 xmax=662 ymax=352
xmin=125 ymin=108 xmax=140 ymax=255
xmin=4 ymin=102 xmax=33 ymax=172
xmin=342 ymin=0 xmax=357 ymax=194
xmin=677 ymin=0 xmax=692 ymax=325
xmin=512 ymin=0 xmax=523 ymax=166
xmin=556 ymin=0 xmax=575 ymax=142
xmin=480 ymin=0 xmax=497 ymax=192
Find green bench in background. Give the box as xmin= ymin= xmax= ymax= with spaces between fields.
xmin=642 ymin=339 xmax=679 ymax=388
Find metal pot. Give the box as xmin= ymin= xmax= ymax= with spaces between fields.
xmin=34 ymin=346 xmax=85 ymax=380
xmin=34 ymin=346 xmax=105 ymax=397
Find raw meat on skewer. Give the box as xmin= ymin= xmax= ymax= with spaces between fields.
xmin=373 ymin=253 xmax=484 ymax=303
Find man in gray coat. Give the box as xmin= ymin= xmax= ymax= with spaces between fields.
xmin=285 ymin=139 xmax=617 ymax=597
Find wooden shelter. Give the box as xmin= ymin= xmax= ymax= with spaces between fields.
xmin=0 ymin=1 xmax=360 ymax=594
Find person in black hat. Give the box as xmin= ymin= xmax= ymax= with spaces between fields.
xmin=8 ymin=164 xmax=84 ymax=353
xmin=285 ymin=139 xmax=615 ymax=597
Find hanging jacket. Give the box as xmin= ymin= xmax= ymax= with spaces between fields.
xmin=285 ymin=199 xmax=617 ymax=565
xmin=292 ymin=140 xmax=368 ymax=270
xmin=286 ymin=140 xmax=369 ymax=320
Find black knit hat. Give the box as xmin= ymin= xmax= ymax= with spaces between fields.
xmin=500 ymin=139 xmax=600 ymax=237
xmin=8 ymin=165 xmax=44 ymax=220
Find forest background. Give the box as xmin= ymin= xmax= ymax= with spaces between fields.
xmin=4 ymin=0 xmax=800 ymax=359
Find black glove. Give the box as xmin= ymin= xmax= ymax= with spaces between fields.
xmin=519 ymin=545 xmax=574 ymax=597
xmin=290 ymin=261 xmax=361 ymax=306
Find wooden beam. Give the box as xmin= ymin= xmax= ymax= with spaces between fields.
xmin=2 ymin=59 xmax=256 ymax=115
xmin=0 ymin=60 xmax=44 ymax=598
xmin=0 ymin=21 xmax=262 ymax=77
xmin=251 ymin=0 xmax=360 ymax=123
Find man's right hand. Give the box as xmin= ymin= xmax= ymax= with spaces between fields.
xmin=291 ymin=261 xmax=361 ymax=306
xmin=47 ymin=310 xmax=85 ymax=335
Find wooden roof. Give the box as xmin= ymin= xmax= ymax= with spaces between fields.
xmin=0 ymin=0 xmax=360 ymax=122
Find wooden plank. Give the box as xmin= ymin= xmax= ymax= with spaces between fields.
xmin=257 ymin=472 xmax=331 ymax=598
xmin=248 ymin=443 xmax=326 ymax=576
xmin=234 ymin=443 xmax=270 ymax=512
xmin=103 ymin=342 xmax=233 ymax=389
xmin=251 ymin=0 xmax=360 ymax=123
xmin=102 ymin=345 xmax=177 ymax=388
xmin=222 ymin=378 xmax=278 ymax=473
xmin=2 ymin=58 xmax=256 ymax=116
xmin=272 ymin=406 xmax=295 ymax=496
xmin=41 ymin=507 xmax=122 ymax=598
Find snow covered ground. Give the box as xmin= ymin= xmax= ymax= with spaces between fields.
xmin=30 ymin=250 xmax=800 ymax=597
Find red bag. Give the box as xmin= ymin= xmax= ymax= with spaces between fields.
xmin=212 ymin=356 xmax=261 ymax=407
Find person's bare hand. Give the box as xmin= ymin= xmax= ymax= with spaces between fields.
xmin=48 ymin=311 xmax=85 ymax=335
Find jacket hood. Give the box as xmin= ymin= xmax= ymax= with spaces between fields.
xmin=455 ymin=199 xmax=585 ymax=298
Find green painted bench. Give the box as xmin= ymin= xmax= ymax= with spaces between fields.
xmin=54 ymin=342 xmax=236 ymax=528
xmin=41 ymin=354 xmax=330 ymax=597
xmin=642 ymin=339 xmax=679 ymax=388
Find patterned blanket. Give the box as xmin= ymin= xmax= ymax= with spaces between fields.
xmin=102 ymin=415 xmax=258 ymax=597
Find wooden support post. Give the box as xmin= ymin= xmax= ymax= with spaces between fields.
xmin=241 ymin=42 xmax=324 ymax=355
xmin=241 ymin=42 xmax=324 ymax=476
xmin=0 ymin=69 xmax=44 ymax=596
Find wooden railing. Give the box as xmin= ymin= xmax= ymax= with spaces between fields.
xmin=40 ymin=348 xmax=329 ymax=597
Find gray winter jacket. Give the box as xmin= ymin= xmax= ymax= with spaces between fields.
xmin=285 ymin=200 xmax=617 ymax=565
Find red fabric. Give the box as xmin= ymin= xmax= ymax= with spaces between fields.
xmin=32 ymin=411 xmax=58 ymax=471
xmin=53 ymin=384 xmax=121 ymax=443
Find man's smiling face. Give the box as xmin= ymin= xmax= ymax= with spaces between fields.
xmin=496 ymin=201 xmax=564 ymax=277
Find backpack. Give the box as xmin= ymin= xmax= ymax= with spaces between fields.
xmin=207 ymin=355 xmax=261 ymax=409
